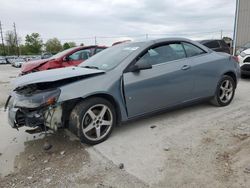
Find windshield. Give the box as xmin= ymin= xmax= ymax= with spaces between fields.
xmin=79 ymin=42 xmax=143 ymax=70
xmin=49 ymin=47 xmax=80 ymax=59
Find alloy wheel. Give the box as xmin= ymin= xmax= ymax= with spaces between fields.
xmin=219 ymin=80 xmax=233 ymax=103
xmin=81 ymin=104 xmax=113 ymax=141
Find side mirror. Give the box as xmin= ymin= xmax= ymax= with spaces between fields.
xmin=63 ymin=56 xmax=70 ymax=62
xmin=130 ymin=59 xmax=152 ymax=72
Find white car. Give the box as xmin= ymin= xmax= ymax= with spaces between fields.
xmin=0 ymin=56 xmax=7 ymax=64
xmin=11 ymin=58 xmax=26 ymax=68
xmin=238 ymin=48 xmax=250 ymax=76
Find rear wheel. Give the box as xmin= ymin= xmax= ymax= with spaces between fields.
xmin=210 ymin=75 xmax=236 ymax=106
xmin=69 ymin=97 xmax=116 ymax=145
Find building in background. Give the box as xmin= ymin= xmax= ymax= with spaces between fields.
xmin=235 ymin=0 xmax=250 ymax=47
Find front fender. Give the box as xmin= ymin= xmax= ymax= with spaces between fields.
xmin=58 ymin=74 xmax=128 ymax=121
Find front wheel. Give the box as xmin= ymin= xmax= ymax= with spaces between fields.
xmin=69 ymin=97 xmax=116 ymax=145
xmin=210 ymin=75 xmax=236 ymax=107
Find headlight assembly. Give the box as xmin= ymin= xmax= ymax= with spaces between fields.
xmin=240 ymin=52 xmax=247 ymax=58
xmin=13 ymin=88 xmax=61 ymax=109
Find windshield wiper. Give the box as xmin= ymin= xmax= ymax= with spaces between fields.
xmin=81 ymin=65 xmax=99 ymax=69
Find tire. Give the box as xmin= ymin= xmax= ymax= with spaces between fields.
xmin=68 ymin=97 xmax=116 ymax=145
xmin=210 ymin=75 xmax=236 ymax=107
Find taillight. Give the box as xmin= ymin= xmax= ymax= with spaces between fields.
xmin=231 ymin=56 xmax=239 ymax=63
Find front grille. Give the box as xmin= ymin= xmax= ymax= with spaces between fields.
xmin=26 ymin=116 xmax=44 ymax=127
xmin=16 ymin=109 xmax=44 ymax=127
xmin=243 ymin=57 xmax=250 ymax=63
xmin=241 ymin=64 xmax=250 ymax=71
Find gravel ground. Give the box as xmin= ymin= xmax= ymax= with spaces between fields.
xmin=0 ymin=64 xmax=250 ymax=188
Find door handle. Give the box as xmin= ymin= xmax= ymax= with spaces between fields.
xmin=181 ymin=65 xmax=191 ymax=70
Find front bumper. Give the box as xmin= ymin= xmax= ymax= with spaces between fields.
xmin=8 ymin=106 xmax=19 ymax=128
xmin=238 ymin=55 xmax=250 ymax=75
xmin=6 ymin=96 xmax=46 ymax=128
xmin=240 ymin=64 xmax=250 ymax=75
xmin=6 ymin=95 xmax=63 ymax=130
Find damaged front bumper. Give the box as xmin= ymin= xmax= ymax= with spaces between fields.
xmin=5 ymin=88 xmax=63 ymax=131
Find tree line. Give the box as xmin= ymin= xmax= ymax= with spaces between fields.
xmin=0 ymin=31 xmax=81 ymax=56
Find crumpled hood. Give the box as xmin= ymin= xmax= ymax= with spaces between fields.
xmin=14 ymin=66 xmax=105 ymax=88
xmin=21 ymin=59 xmax=51 ymax=73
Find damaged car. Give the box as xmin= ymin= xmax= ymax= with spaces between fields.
xmin=5 ymin=38 xmax=240 ymax=145
xmin=20 ymin=45 xmax=107 ymax=75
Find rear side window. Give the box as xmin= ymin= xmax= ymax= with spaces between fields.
xmin=183 ymin=42 xmax=206 ymax=57
xmin=137 ymin=43 xmax=186 ymax=66
xmin=203 ymin=41 xmax=220 ymax=49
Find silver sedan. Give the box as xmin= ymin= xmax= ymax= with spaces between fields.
xmin=6 ymin=38 xmax=240 ymax=144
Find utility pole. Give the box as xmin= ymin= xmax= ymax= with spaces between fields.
xmin=220 ymin=30 xmax=223 ymax=39
xmin=233 ymin=0 xmax=240 ymax=56
xmin=94 ymin=36 xmax=97 ymax=45
xmin=0 ymin=21 xmax=6 ymax=56
xmin=13 ymin=22 xmax=19 ymax=56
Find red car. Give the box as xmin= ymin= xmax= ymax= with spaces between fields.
xmin=21 ymin=46 xmax=107 ymax=74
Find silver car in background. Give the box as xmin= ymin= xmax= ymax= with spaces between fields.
xmin=6 ymin=38 xmax=240 ymax=144
xmin=0 ymin=56 xmax=7 ymax=64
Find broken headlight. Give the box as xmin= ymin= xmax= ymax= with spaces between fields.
xmin=13 ymin=88 xmax=61 ymax=109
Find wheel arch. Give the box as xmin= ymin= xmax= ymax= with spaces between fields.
xmin=82 ymin=93 xmax=122 ymax=124
xmin=61 ymin=93 xmax=122 ymax=127
xmin=223 ymin=71 xmax=237 ymax=86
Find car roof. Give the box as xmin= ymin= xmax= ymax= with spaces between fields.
xmin=73 ymin=45 xmax=107 ymax=50
xmin=135 ymin=37 xmax=211 ymax=52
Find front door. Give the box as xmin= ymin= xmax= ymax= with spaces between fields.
xmin=123 ymin=42 xmax=195 ymax=118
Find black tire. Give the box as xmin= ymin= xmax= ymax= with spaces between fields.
xmin=210 ymin=75 xmax=236 ymax=107
xmin=68 ymin=97 xmax=116 ymax=145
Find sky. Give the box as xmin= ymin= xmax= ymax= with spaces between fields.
xmin=0 ymin=0 xmax=236 ymax=46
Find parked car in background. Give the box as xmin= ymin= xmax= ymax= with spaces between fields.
xmin=21 ymin=45 xmax=107 ymax=75
xmin=6 ymin=38 xmax=240 ymax=145
xmin=199 ymin=39 xmax=231 ymax=54
xmin=0 ymin=56 xmax=7 ymax=64
xmin=6 ymin=56 xmax=16 ymax=64
xmin=9 ymin=57 xmax=26 ymax=67
xmin=41 ymin=52 xmax=53 ymax=59
xmin=12 ymin=58 xmax=26 ymax=68
xmin=236 ymin=41 xmax=250 ymax=55
xmin=238 ymin=48 xmax=250 ymax=76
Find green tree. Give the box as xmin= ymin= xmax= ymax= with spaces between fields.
xmin=63 ymin=41 xmax=76 ymax=50
xmin=45 ymin=38 xmax=62 ymax=54
xmin=63 ymin=42 xmax=71 ymax=50
xmin=5 ymin=30 xmax=21 ymax=55
xmin=0 ymin=44 xmax=5 ymax=56
xmin=19 ymin=44 xmax=28 ymax=55
xmin=68 ymin=42 xmax=76 ymax=47
xmin=25 ymin=33 xmax=43 ymax=54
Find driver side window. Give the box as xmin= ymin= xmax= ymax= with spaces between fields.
xmin=136 ymin=43 xmax=186 ymax=66
xmin=68 ymin=49 xmax=91 ymax=61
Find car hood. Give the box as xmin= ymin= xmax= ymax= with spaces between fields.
xmin=21 ymin=59 xmax=51 ymax=73
xmin=14 ymin=66 xmax=105 ymax=88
